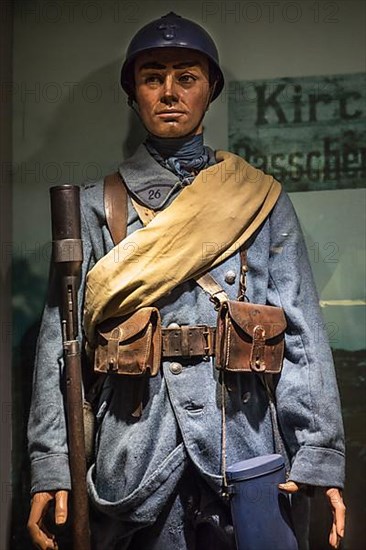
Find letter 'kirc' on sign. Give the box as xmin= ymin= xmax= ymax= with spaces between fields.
xmin=229 ymin=73 xmax=365 ymax=192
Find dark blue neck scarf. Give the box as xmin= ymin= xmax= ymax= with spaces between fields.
xmin=144 ymin=134 xmax=215 ymax=185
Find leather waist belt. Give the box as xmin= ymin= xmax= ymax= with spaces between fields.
xmin=162 ymin=326 xmax=216 ymax=358
xmin=94 ymin=307 xmax=286 ymax=377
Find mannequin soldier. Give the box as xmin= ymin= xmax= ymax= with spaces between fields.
xmin=27 ymin=12 xmax=346 ymax=550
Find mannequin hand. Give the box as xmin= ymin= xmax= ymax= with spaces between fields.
xmin=27 ymin=490 xmax=68 ymax=549
xmin=278 ymin=481 xmax=346 ymax=549
xmin=325 ymin=487 xmax=346 ymax=549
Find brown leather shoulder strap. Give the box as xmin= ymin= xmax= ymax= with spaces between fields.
xmin=103 ymin=172 xmax=128 ymax=245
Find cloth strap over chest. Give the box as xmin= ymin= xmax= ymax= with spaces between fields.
xmin=84 ymin=150 xmax=281 ymax=344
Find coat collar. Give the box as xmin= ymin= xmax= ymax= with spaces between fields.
xmin=118 ymin=143 xmax=179 ymax=209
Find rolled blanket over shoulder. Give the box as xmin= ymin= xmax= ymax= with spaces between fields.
xmin=84 ymin=151 xmax=281 ymax=344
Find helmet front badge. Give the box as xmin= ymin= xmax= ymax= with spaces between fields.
xmin=158 ymin=22 xmax=177 ymax=41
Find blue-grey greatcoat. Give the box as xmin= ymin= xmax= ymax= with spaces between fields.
xmin=28 ymin=145 xmax=345 ymax=543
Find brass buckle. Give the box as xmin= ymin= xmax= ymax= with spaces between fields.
xmin=209 ymin=290 xmax=227 ymax=311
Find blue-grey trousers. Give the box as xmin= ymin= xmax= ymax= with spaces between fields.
xmin=90 ymin=461 xmax=310 ymax=550
xmin=90 ymin=463 xmax=235 ymax=550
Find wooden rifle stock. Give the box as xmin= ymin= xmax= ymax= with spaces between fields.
xmin=50 ymin=185 xmax=91 ymax=550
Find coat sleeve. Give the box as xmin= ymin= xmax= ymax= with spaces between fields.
xmin=27 ymin=186 xmax=95 ymax=494
xmin=267 ymin=190 xmax=345 ymax=488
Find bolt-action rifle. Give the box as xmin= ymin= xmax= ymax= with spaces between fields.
xmin=50 ymin=185 xmax=91 ymax=550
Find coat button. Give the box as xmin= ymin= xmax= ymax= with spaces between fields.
xmin=169 ymin=362 xmax=183 ymax=375
xmin=224 ymin=270 xmax=236 ymax=285
xmin=242 ymin=391 xmax=251 ymax=404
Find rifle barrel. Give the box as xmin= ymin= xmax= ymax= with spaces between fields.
xmin=50 ymin=185 xmax=91 ymax=549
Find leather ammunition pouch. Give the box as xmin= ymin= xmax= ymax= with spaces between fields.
xmin=94 ymin=307 xmax=162 ymax=376
xmin=215 ymin=301 xmax=287 ymax=373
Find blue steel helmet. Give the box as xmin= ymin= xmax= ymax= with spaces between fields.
xmin=121 ymin=12 xmax=224 ymax=102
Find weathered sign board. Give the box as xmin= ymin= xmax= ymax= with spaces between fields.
xmin=228 ymin=73 xmax=366 ymax=191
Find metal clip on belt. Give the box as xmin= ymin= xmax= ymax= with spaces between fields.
xmin=161 ymin=325 xmax=216 ymax=359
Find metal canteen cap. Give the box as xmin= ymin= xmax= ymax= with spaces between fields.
xmin=120 ymin=12 xmax=224 ymax=102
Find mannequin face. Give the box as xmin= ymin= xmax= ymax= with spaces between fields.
xmin=134 ymin=48 xmax=212 ymax=138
